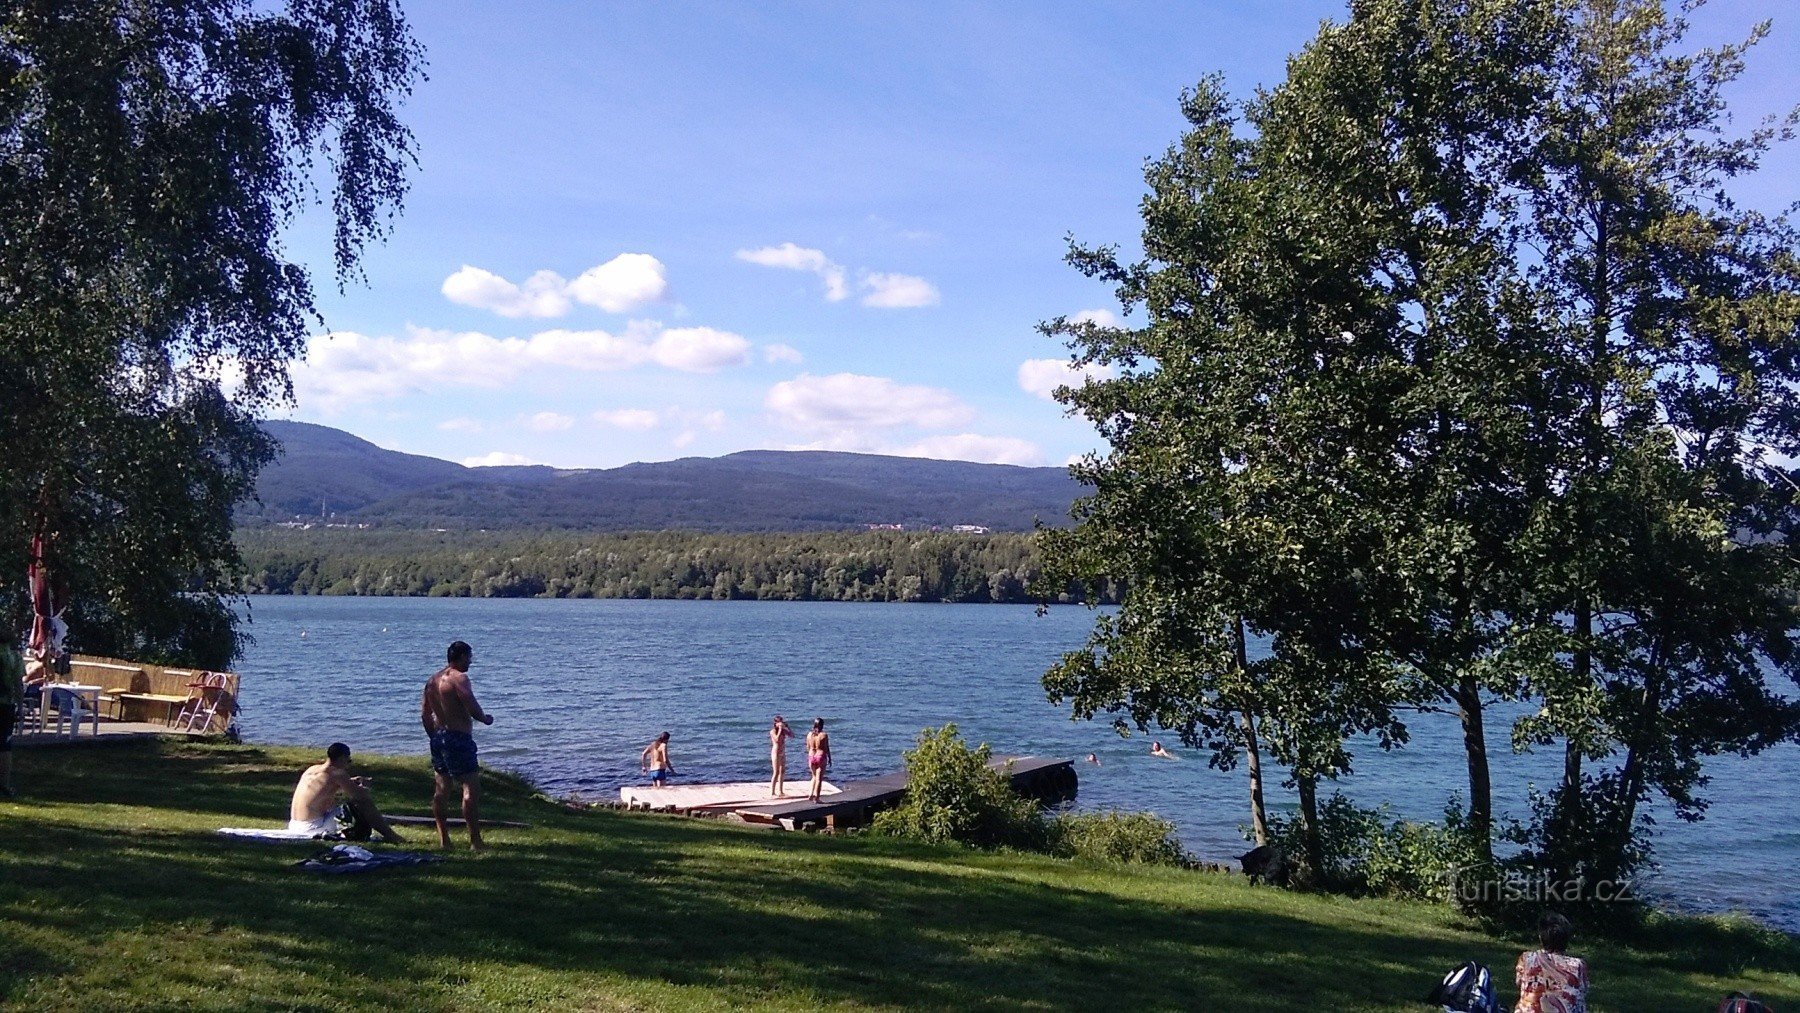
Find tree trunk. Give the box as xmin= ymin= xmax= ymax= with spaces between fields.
xmin=1296 ymin=768 xmax=1323 ymax=886
xmin=1565 ymin=601 xmax=1591 ymax=796
xmin=1608 ymin=635 xmax=1664 ymax=879
xmin=1233 ymin=618 xmax=1269 ymax=847
xmin=1241 ymin=709 xmax=1269 ymax=847
xmin=1455 ymin=672 xmax=1495 ymax=867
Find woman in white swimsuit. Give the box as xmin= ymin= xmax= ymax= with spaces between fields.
xmin=769 ymin=715 xmax=793 ymax=797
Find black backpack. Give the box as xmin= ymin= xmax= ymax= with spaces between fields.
xmin=1426 ymin=961 xmax=1500 ymax=1013
xmin=333 ymin=802 xmax=372 ymax=842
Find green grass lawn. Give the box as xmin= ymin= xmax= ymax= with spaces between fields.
xmin=1 ymin=740 xmax=1794 ymax=1011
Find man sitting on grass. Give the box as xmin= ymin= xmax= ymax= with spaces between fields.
xmin=290 ymin=742 xmax=405 ymax=843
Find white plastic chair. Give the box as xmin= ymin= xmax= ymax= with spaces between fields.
xmin=47 ymin=686 xmax=94 ymax=738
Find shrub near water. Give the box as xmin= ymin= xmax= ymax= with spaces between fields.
xmin=1269 ymin=793 xmax=1483 ymax=901
xmin=873 ymin=724 xmax=1047 ymax=850
xmin=1050 ymin=810 xmax=1189 ymax=866
xmin=875 ymin=725 xmax=1189 ymax=868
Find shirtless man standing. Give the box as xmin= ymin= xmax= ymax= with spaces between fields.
xmin=421 ymin=640 xmax=494 ymax=850
xmin=289 ymin=742 xmax=404 ymax=842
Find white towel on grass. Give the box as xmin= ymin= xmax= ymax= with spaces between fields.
xmin=218 ymin=814 xmax=336 ymax=841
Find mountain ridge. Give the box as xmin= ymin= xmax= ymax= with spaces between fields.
xmin=250 ymin=421 xmax=1082 ymax=532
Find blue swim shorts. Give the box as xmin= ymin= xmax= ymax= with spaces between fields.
xmin=429 ymin=728 xmax=479 ymax=780
xmin=649 ymin=768 xmax=669 ymax=784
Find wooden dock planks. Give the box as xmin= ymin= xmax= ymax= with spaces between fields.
xmin=618 ymin=780 xmax=840 ymax=811
xmin=729 ymin=754 xmax=1076 ymax=830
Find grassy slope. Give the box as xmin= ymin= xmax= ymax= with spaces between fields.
xmin=1 ymin=742 xmax=1794 ymax=1012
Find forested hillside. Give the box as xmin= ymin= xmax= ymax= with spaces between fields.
xmin=251 ymin=422 xmax=1081 ymax=532
xmin=238 ymin=529 xmax=1119 ymax=604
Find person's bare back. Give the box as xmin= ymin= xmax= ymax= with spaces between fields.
xmin=290 ymin=761 xmax=339 ymax=823
xmin=422 ymin=666 xmax=480 ymax=734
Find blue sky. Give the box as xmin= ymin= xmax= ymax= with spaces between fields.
xmin=278 ymin=0 xmax=1799 ymax=470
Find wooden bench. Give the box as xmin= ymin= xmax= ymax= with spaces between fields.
xmin=70 ymin=661 xmax=147 ymax=720
xmin=115 ymin=693 xmax=191 ymax=726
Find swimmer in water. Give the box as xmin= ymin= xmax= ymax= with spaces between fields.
xmin=1085 ymin=753 xmax=1101 ymax=765
xmin=1150 ymin=741 xmax=1178 ymax=759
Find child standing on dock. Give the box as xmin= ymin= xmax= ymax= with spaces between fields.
xmin=806 ymin=718 xmax=831 ymax=803
xmin=642 ymin=732 xmax=675 ymax=786
xmin=769 ymin=715 xmax=792 ymax=797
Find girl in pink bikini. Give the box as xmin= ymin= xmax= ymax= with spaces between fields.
xmin=806 ymin=718 xmax=831 ymax=803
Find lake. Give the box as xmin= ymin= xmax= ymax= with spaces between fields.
xmin=233 ymin=596 xmax=1799 ymax=931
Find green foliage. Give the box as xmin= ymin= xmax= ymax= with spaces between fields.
xmin=874 ymin=728 xmax=1190 ymax=867
xmin=1040 ymin=0 xmax=1800 ymax=898
xmin=872 ymin=724 xmax=1048 ymax=851
xmin=0 ymin=1 xmax=423 ymax=666
xmin=1474 ymin=780 xmax=1655 ymax=931
xmin=1049 ymin=810 xmax=1189 ymax=867
xmin=236 ymin=528 xmax=1115 ymax=604
xmin=1268 ymin=794 xmax=1483 ymax=903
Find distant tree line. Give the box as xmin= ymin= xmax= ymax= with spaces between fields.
xmin=237 ymin=529 xmax=1118 ymax=604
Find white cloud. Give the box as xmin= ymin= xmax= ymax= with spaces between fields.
xmin=762 ymin=343 xmax=804 ymax=364
xmin=527 ymin=411 xmax=574 ymax=432
xmin=592 ymin=406 xmax=727 ymax=440
xmin=595 ymin=408 xmax=661 ymax=430
xmin=568 ymin=253 xmax=670 ymax=313
xmin=671 ymin=408 xmax=728 ymax=449
xmin=1071 ymin=308 xmax=1120 ymax=327
xmin=736 ymin=243 xmax=848 ymax=301
xmin=292 ymin=320 xmax=757 ymax=412
xmin=441 ymin=266 xmax=572 ymax=318
xmin=438 ymin=417 xmax=484 ymax=433
xmin=292 ymin=329 xmax=531 ymax=411
xmin=860 ymin=272 xmax=939 ymax=308
xmin=527 ymin=326 xmax=655 ymax=372
xmin=441 ymin=254 xmax=668 ymax=318
xmin=649 ymin=326 xmax=752 ymax=372
xmin=1017 ymin=357 xmax=1115 ymax=400
xmin=738 ymin=245 xmax=939 ymax=309
xmin=462 ymin=451 xmax=544 ymax=468
xmin=766 ymin=372 xmax=974 ymax=432
xmin=899 ymin=433 xmax=1044 ymax=467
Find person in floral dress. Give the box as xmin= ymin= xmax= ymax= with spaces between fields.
xmin=1515 ymin=911 xmax=1588 ymax=1013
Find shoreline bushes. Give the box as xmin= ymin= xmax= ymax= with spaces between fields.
xmin=874 ymin=724 xmax=1189 ymax=867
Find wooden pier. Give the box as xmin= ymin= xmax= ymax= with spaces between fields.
xmin=621 ymin=755 xmax=1077 ymax=832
